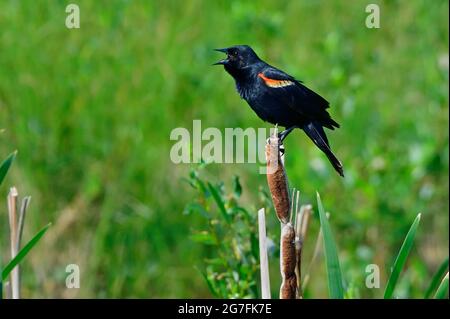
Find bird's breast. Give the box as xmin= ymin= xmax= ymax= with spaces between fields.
xmin=235 ymin=81 xmax=254 ymax=101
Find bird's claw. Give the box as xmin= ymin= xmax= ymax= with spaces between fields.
xmin=279 ymin=143 xmax=285 ymax=156
xmin=266 ymin=136 xmax=285 ymax=155
xmin=278 ymin=132 xmax=288 ymax=144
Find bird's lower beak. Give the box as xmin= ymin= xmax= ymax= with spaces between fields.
xmin=213 ymin=58 xmax=228 ymax=65
xmin=214 ymin=48 xmax=228 ymax=53
xmin=213 ymin=48 xmax=229 ymax=65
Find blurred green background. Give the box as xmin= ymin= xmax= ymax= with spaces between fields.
xmin=0 ymin=0 xmax=448 ymax=298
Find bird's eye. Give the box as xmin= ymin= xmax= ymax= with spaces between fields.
xmin=231 ymin=50 xmax=238 ymax=56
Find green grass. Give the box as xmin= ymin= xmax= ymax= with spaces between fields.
xmin=0 ymin=151 xmax=16 ymax=185
xmin=384 ymin=213 xmax=421 ymax=299
xmin=425 ymin=258 xmax=448 ymax=298
xmin=0 ymin=0 xmax=448 ymax=298
xmin=434 ymin=272 xmax=449 ymax=299
xmin=2 ymin=222 xmax=51 ymax=281
xmin=1 ymin=151 xmax=50 ymax=299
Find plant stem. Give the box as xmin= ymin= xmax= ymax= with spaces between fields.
xmin=7 ymin=187 xmax=20 ymax=299
xmin=258 ymin=208 xmax=271 ymax=299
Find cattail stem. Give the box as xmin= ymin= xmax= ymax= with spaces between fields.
xmin=264 ymin=127 xmax=314 ymax=299
xmin=258 ymin=208 xmax=271 ymax=299
xmin=265 ymin=129 xmax=298 ymax=299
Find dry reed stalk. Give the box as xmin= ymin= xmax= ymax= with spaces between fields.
xmin=258 ymin=208 xmax=271 ymax=299
xmin=7 ymin=187 xmax=20 ymax=299
xmin=17 ymin=197 xmax=31 ymax=249
xmin=6 ymin=189 xmax=30 ymax=299
xmin=294 ymin=204 xmax=312 ymax=298
xmin=300 ymin=205 xmax=312 ymax=241
xmin=280 ymin=223 xmax=297 ymax=298
xmin=293 ymin=197 xmax=303 ymax=298
xmin=265 ymin=129 xmax=290 ymax=224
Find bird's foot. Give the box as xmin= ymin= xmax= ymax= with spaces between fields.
xmin=266 ymin=136 xmax=285 ymax=155
xmin=279 ymin=143 xmax=285 ymax=156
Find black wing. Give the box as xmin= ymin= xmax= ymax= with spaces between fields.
xmin=260 ymin=67 xmax=339 ymax=129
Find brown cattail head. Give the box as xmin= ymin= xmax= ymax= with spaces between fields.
xmin=280 ymin=223 xmax=296 ymax=276
xmin=280 ymin=223 xmax=297 ymax=299
xmin=265 ymin=133 xmax=290 ymax=224
xmin=280 ymin=276 xmax=297 ymax=299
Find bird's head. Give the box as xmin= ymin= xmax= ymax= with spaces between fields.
xmin=213 ymin=45 xmax=260 ymax=78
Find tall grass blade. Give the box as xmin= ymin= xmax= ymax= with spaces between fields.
xmin=433 ymin=272 xmax=449 ymax=299
xmin=0 ymin=151 xmax=17 ymax=185
xmin=2 ymin=223 xmax=51 ymax=281
xmin=384 ymin=213 xmax=421 ymax=299
xmin=197 ymin=267 xmax=219 ymax=298
xmin=316 ymin=192 xmax=344 ymax=299
xmin=425 ymin=257 xmax=449 ymax=298
xmin=207 ymin=182 xmax=231 ymax=224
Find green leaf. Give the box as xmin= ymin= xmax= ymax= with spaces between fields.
xmin=0 ymin=151 xmax=17 ymax=186
xmin=384 ymin=213 xmax=421 ymax=299
xmin=183 ymin=203 xmax=211 ymax=219
xmin=232 ymin=175 xmax=242 ymax=198
xmin=189 ymin=231 xmax=217 ymax=245
xmin=317 ymin=192 xmax=344 ymax=299
xmin=2 ymin=223 xmax=51 ymax=281
xmin=204 ymin=258 xmax=227 ymax=267
xmin=196 ymin=178 xmax=209 ymax=197
xmin=250 ymin=232 xmax=259 ymax=260
xmin=207 ymin=182 xmax=231 ymax=224
xmin=434 ymin=272 xmax=449 ymax=299
xmin=425 ymin=257 xmax=449 ymax=298
xmin=197 ymin=267 xmax=219 ymax=297
xmin=186 ymin=169 xmax=209 ymax=196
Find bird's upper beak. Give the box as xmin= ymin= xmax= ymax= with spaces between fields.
xmin=213 ymin=48 xmax=229 ymax=65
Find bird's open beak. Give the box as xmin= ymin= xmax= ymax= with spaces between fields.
xmin=213 ymin=48 xmax=229 ymax=65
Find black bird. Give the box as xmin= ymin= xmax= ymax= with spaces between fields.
xmin=214 ymin=45 xmax=344 ymax=177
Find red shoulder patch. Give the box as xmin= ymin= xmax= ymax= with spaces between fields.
xmin=258 ymin=73 xmax=294 ymax=88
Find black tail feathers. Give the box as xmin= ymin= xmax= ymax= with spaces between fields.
xmin=303 ymin=122 xmax=344 ymax=177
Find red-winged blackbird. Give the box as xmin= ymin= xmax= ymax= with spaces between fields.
xmin=214 ymin=45 xmax=344 ymax=177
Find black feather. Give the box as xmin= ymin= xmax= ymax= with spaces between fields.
xmin=302 ymin=122 xmax=344 ymax=177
